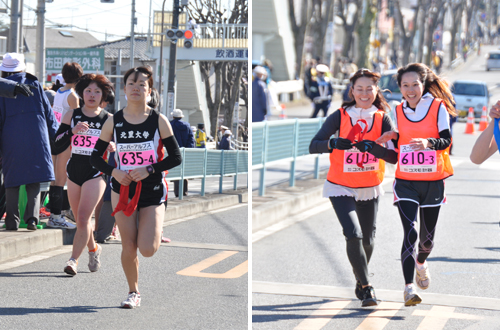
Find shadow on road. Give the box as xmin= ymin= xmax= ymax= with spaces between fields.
xmin=252 ymin=299 xmax=404 ymax=323
xmin=0 ymin=305 xmax=115 ymax=316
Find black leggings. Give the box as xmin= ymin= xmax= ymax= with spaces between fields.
xmin=330 ymin=196 xmax=378 ymax=286
xmin=396 ymin=201 xmax=440 ymax=284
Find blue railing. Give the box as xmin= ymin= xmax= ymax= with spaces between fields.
xmin=168 ymin=148 xmax=248 ymax=200
xmin=252 ymin=118 xmax=326 ymax=196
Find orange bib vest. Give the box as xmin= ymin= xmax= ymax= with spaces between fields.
xmin=395 ymin=98 xmax=453 ymax=181
xmin=327 ymin=109 xmax=386 ymax=188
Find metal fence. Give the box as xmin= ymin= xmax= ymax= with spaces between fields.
xmin=167 ymin=148 xmax=248 ymax=199
xmin=40 ymin=148 xmax=248 ymax=200
xmin=252 ymin=118 xmax=326 ymax=196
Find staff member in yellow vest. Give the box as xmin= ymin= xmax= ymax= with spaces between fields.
xmin=195 ymin=123 xmax=207 ymax=148
xmin=376 ymin=63 xmax=456 ymax=306
xmin=310 ymin=68 xmax=398 ymax=307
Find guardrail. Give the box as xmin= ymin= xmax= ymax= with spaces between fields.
xmin=167 ymin=148 xmax=248 ymax=200
xmin=252 ymin=118 xmax=326 ymax=196
xmin=40 ymin=148 xmax=248 ymax=201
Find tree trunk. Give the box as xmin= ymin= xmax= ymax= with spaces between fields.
xmin=356 ymin=0 xmax=374 ymax=68
xmin=449 ymin=4 xmax=463 ymax=66
xmin=415 ymin=6 xmax=426 ymax=63
xmin=288 ymin=0 xmax=309 ymax=79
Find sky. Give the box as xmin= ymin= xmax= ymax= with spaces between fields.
xmin=1 ymin=0 xmax=235 ymax=42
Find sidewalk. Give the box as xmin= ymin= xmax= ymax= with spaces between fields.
xmin=0 ymin=183 xmax=248 ymax=264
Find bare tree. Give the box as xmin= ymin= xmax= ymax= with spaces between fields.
xmin=288 ymin=0 xmax=310 ymax=78
xmin=423 ymin=0 xmax=445 ymax=66
xmin=308 ymin=0 xmax=334 ymax=62
xmin=448 ymin=0 xmax=465 ymax=66
xmin=338 ymin=0 xmax=362 ymax=58
xmin=356 ymin=0 xmax=376 ymax=68
xmin=188 ymin=0 xmax=248 ymax=138
xmin=394 ymin=0 xmax=421 ymax=65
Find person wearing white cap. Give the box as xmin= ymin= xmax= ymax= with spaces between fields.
xmin=0 ymin=52 xmax=59 ymax=231
xmin=308 ymin=63 xmax=333 ymax=118
xmin=47 ymin=62 xmax=83 ymax=230
xmin=169 ymin=108 xmax=194 ymax=197
xmin=252 ymin=66 xmax=268 ymax=122
xmin=219 ymin=129 xmax=234 ymax=150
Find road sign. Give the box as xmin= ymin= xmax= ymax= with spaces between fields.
xmin=45 ymin=48 xmax=105 ymax=73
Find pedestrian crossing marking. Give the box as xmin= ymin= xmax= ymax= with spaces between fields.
xmin=355 ymin=302 xmax=403 ymax=330
xmin=293 ymin=300 xmax=350 ymax=330
xmin=177 ymin=250 xmax=248 ymax=278
xmin=413 ymin=306 xmax=482 ymax=330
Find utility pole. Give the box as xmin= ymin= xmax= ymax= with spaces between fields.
xmin=147 ymin=0 xmax=153 ymax=53
xmin=9 ymin=0 xmax=20 ymax=52
xmin=130 ymin=0 xmax=135 ymax=69
xmin=166 ymin=0 xmax=180 ymax=116
xmin=36 ymin=0 xmax=46 ymax=82
xmin=116 ymin=49 xmax=122 ymax=112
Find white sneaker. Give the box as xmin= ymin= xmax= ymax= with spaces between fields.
xmin=404 ymin=284 xmax=422 ymax=306
xmin=62 ymin=210 xmax=75 ymax=222
xmin=121 ymin=292 xmax=141 ymax=309
xmin=64 ymin=258 xmax=78 ymax=276
xmin=415 ymin=261 xmax=431 ymax=290
xmin=88 ymin=244 xmax=102 ymax=272
xmin=47 ymin=216 xmax=76 ymax=229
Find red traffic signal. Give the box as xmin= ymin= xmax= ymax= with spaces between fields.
xmin=184 ymin=30 xmax=193 ymax=39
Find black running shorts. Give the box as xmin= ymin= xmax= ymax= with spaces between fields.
xmin=66 ymin=158 xmax=104 ymax=186
xmin=393 ymin=178 xmax=445 ymax=207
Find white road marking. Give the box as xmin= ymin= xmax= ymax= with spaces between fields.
xmin=253 ymin=281 xmax=500 ymax=311
xmin=293 ymin=300 xmax=350 ymax=330
xmin=164 ymin=204 xmax=246 ymax=227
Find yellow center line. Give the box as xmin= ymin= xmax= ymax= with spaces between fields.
xmin=176 ymin=250 xmax=248 ymax=278
xmin=355 ymin=302 xmax=404 ymax=330
xmin=293 ymin=300 xmax=351 ymax=330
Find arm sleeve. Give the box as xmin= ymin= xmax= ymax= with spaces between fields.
xmin=90 ymin=139 xmax=115 ymax=176
xmin=54 ymin=123 xmax=73 ymax=148
xmin=427 ymin=129 xmax=452 ymax=150
xmin=151 ymin=136 xmax=182 ymax=173
xmin=309 ymin=110 xmax=341 ymax=154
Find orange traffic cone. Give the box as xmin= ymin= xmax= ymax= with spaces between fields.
xmin=279 ymin=104 xmax=287 ymax=119
xmin=464 ymin=107 xmax=475 ymax=134
xmin=479 ymin=106 xmax=488 ymax=131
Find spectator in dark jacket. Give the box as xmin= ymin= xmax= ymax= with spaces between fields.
xmin=0 ymin=53 xmax=58 ymax=230
xmin=219 ymin=129 xmax=233 ymax=150
xmin=170 ymin=109 xmax=195 ymax=148
xmin=170 ymin=109 xmax=194 ymax=197
xmin=252 ymin=66 xmax=268 ymax=122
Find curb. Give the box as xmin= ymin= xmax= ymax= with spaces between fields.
xmin=252 ymin=164 xmax=396 ymax=233
xmin=0 ymin=189 xmax=248 ymax=264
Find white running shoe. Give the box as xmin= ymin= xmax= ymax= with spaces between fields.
xmin=415 ymin=261 xmax=431 ymax=290
xmin=404 ymin=284 xmax=422 ymax=306
xmin=62 ymin=210 xmax=75 ymax=222
xmin=64 ymin=258 xmax=78 ymax=276
xmin=47 ymin=216 xmax=76 ymax=229
xmin=121 ymin=292 xmax=141 ymax=309
xmin=88 ymin=244 xmax=102 ymax=272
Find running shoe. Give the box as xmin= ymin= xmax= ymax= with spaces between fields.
xmin=62 ymin=209 xmax=75 ymax=222
xmin=39 ymin=207 xmax=50 ymax=219
xmin=355 ymin=280 xmax=363 ymax=300
xmin=404 ymin=284 xmax=422 ymax=306
xmin=121 ymin=292 xmax=141 ymax=309
xmin=64 ymin=258 xmax=78 ymax=276
xmin=415 ymin=261 xmax=431 ymax=290
xmin=26 ymin=218 xmax=37 ymax=231
xmin=47 ymin=216 xmax=76 ymax=229
xmin=88 ymin=244 xmax=102 ymax=272
xmin=361 ymin=286 xmax=378 ymax=307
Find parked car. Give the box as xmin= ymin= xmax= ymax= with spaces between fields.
xmin=486 ymin=50 xmax=500 ymax=71
xmin=378 ymin=70 xmax=401 ymax=126
xmin=451 ymin=80 xmax=490 ymax=118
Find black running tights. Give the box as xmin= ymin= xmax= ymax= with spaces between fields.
xmin=396 ymin=201 xmax=440 ymax=285
xmin=329 ymin=196 xmax=378 ymax=286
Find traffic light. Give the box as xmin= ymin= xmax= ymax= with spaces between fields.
xmin=165 ymin=29 xmax=194 ymax=48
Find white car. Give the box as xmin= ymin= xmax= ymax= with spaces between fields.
xmin=451 ymin=80 xmax=490 ymax=118
xmin=486 ymin=50 xmax=500 ymax=71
